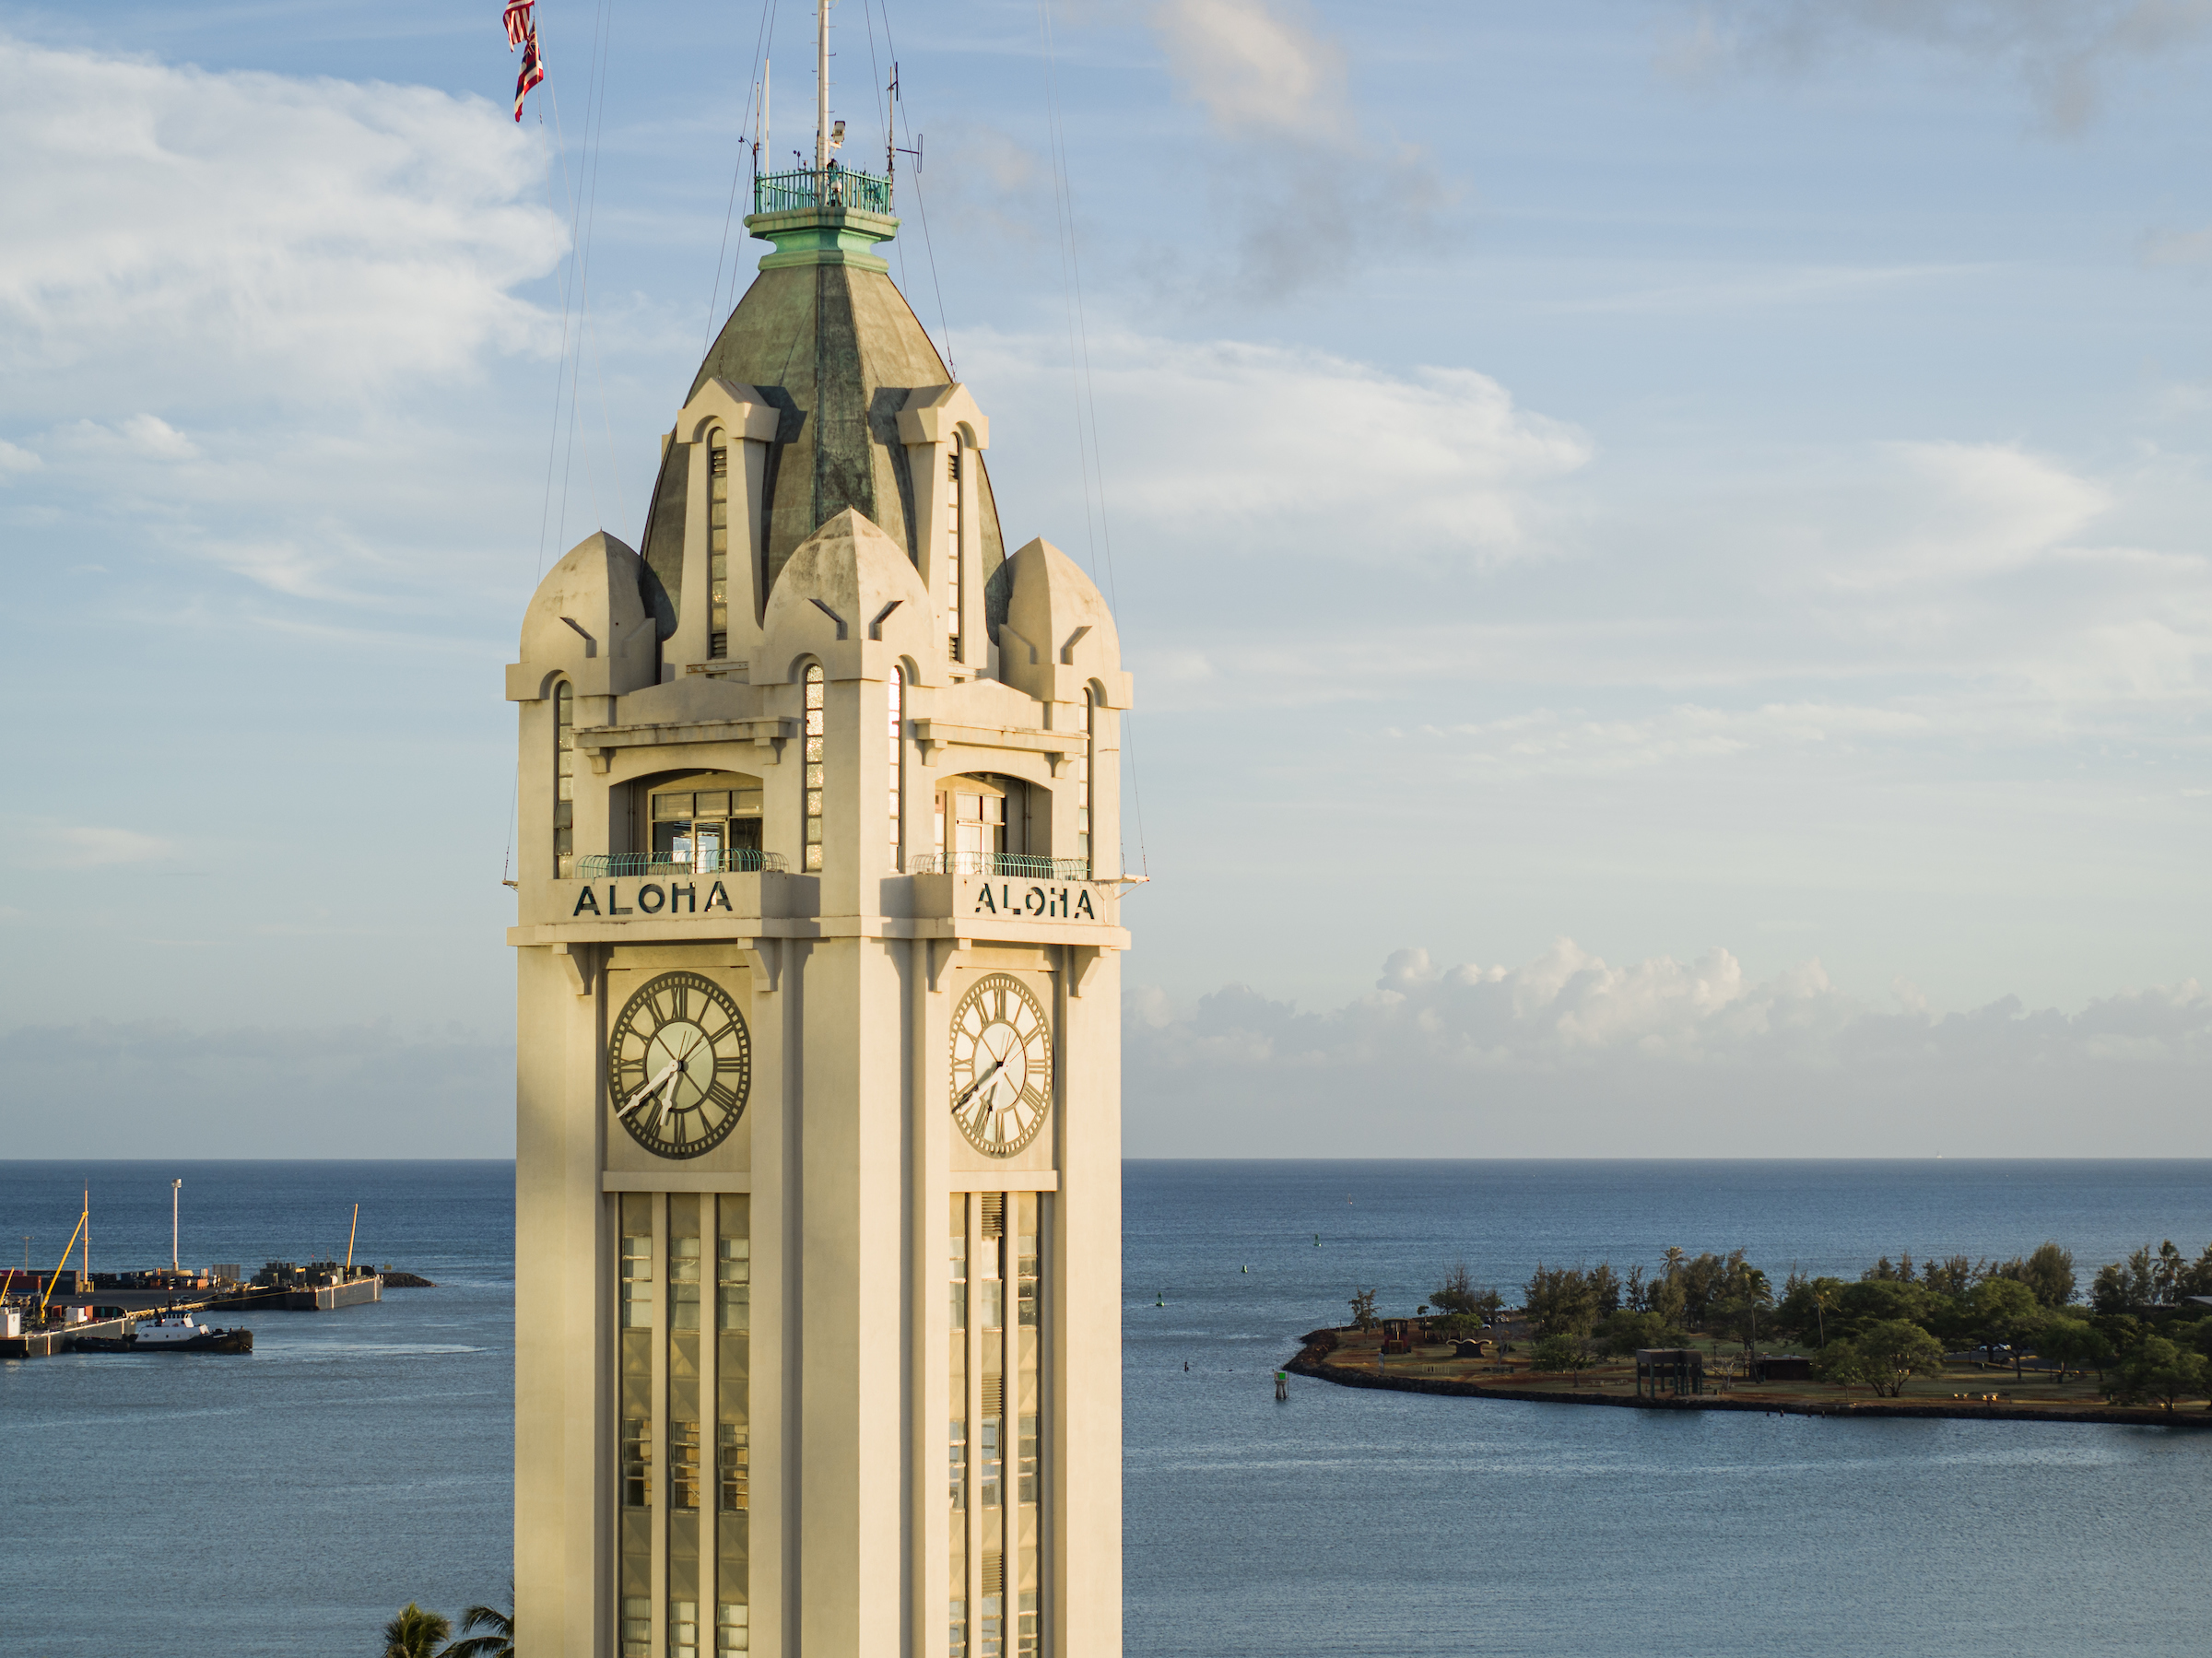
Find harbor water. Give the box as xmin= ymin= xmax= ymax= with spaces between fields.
xmin=2 ymin=1158 xmax=2208 ymax=1655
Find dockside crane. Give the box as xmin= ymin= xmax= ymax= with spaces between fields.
xmin=35 ymin=1194 xmax=89 ymax=1325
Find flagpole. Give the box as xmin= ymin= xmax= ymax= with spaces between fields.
xmin=815 ymin=0 xmax=830 ymax=171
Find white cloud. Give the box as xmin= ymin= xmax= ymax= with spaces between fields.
xmin=1147 ymin=0 xmax=1350 ymax=140
xmin=8 ymin=819 xmax=171 ymax=869
xmin=0 ymin=436 xmax=40 ymax=476
xmin=52 ymin=413 xmax=199 ymax=461
xmin=968 ymin=327 xmax=1590 ymax=563
xmin=1126 ymin=944 xmax=2212 ymax=1155
xmin=0 ymin=31 xmax=566 ymax=405
xmin=1832 ymin=441 xmax=2111 ymax=586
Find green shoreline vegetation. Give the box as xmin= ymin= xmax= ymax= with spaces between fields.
xmin=1321 ymin=1237 xmax=2212 ymax=1416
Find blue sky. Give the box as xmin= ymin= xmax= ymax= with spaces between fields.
xmin=2 ymin=1 xmax=2208 ymax=1155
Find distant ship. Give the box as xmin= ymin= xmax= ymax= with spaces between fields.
xmin=74 ymin=1310 xmax=253 ymax=1355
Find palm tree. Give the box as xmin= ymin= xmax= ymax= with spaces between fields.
xmin=445 ymin=1597 xmax=515 ymax=1658
xmin=382 ymin=1605 xmax=452 ymax=1658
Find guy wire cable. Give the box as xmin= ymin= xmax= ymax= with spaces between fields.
xmin=1037 ymin=0 xmax=1147 ymax=875
xmin=704 ymin=0 xmax=781 ymax=354
xmin=557 ymin=0 xmax=618 ymax=543
xmin=874 ymin=1 xmax=955 ymax=377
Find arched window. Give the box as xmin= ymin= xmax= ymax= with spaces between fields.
xmin=888 ymin=666 xmax=905 ymax=870
xmin=945 ymin=435 xmax=963 ymax=662
xmin=708 ymin=435 xmax=731 ymax=659
xmin=1076 ymin=688 xmax=1093 ymax=866
xmin=803 ymin=663 xmax=826 ymax=872
xmin=554 ymin=679 xmax=575 ymax=877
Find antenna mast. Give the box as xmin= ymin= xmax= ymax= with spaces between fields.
xmin=814 ymin=0 xmax=830 ymax=171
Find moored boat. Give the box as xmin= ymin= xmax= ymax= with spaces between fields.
xmin=74 ymin=1309 xmax=253 ymax=1355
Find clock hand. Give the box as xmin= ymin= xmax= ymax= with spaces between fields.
xmin=618 ymin=1061 xmax=678 ymax=1119
xmin=654 ymin=1064 xmax=685 ymax=1128
xmin=952 ymin=1055 xmax=1007 ymax=1115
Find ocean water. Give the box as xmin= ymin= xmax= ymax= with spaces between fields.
xmin=3 ymin=1158 xmax=2208 ymax=1656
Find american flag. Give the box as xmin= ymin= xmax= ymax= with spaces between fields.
xmin=503 ymin=0 xmax=534 ymax=49
xmin=513 ymin=22 xmax=546 ymax=121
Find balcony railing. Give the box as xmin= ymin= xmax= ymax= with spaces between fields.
xmin=753 ymin=164 xmax=894 ymax=217
xmin=908 ymin=853 xmax=1091 ymax=881
xmin=578 ymin=851 xmax=789 ymax=878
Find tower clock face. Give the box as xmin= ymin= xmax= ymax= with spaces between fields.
xmin=949 ymin=973 xmax=1053 ymax=1157
xmin=608 ymin=971 xmax=751 ymax=1158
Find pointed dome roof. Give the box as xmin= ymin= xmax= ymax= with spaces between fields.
xmin=658 ymin=244 xmax=1006 ymax=604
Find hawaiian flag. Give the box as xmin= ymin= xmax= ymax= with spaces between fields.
xmin=503 ymin=0 xmax=534 ymax=48
xmin=513 ymin=20 xmax=546 ymax=121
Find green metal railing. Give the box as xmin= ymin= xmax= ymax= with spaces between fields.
xmin=579 ymin=851 xmax=789 ymax=878
xmin=753 ymin=164 xmax=893 ymax=217
xmin=909 ymin=853 xmax=1091 ymax=881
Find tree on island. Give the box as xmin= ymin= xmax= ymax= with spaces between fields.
xmin=1524 ymin=1263 xmax=1601 ymax=1337
xmin=1712 ymin=1261 xmax=1774 ymax=1358
xmin=1431 ymin=1263 xmax=1503 ymax=1324
xmin=2105 ymin=1336 xmax=2209 ymax=1414
xmin=1848 ymin=1321 xmax=1947 ymax=1397
xmin=2036 ymin=1316 xmax=2115 ymax=1384
xmin=381 ymin=1605 xmax=452 ymax=1658
xmin=1348 ymin=1287 xmax=1379 ymax=1332
xmin=1529 ymin=1333 xmax=1596 ymax=1386
xmin=1965 ymin=1276 xmax=2042 ymax=1378
xmin=1994 ymin=1241 xmax=2077 ymax=1308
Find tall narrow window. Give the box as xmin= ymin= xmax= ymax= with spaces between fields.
xmin=1076 ymin=690 xmax=1093 ymax=866
xmin=1017 ymin=1593 xmax=1040 ymax=1658
xmin=715 ymin=1194 xmax=750 ymax=1657
xmin=709 ymin=438 xmax=731 ymax=658
xmin=949 ymin=1416 xmax=968 ymax=1511
xmin=979 ymin=1416 xmax=1002 ymax=1510
xmin=888 ymin=666 xmax=905 ymax=869
xmin=803 ymin=664 xmax=826 ymax=871
xmin=618 ymin=1194 xmax=653 ymax=1653
xmin=1017 ymin=1225 xmax=1038 ymax=1328
xmin=950 ymin=1219 xmax=968 ymax=1332
xmin=946 ymin=438 xmax=963 ymax=661
xmin=554 ymin=680 xmax=575 ymax=877
xmin=621 ymin=1415 xmax=653 ymax=1509
xmin=672 ymin=1602 xmax=700 ymax=1658
xmin=669 ymin=1204 xmax=702 ymax=1522
xmin=1017 ymin=1415 xmax=1038 ymax=1506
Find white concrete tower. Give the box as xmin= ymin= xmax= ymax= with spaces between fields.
xmin=505 ymin=123 xmax=1132 ymax=1658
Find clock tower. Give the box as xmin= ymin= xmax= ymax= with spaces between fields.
xmin=505 ymin=145 xmax=1131 ymax=1658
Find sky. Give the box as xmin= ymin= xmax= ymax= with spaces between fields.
xmin=1 ymin=0 xmax=2208 ymax=1158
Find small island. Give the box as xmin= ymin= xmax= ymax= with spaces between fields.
xmin=1289 ymin=1238 xmax=2212 ymax=1427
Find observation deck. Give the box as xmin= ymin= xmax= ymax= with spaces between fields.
xmin=745 ymin=164 xmax=900 ymax=274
